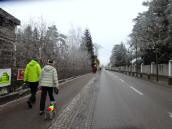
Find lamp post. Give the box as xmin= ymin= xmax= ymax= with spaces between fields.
xmin=153 ymin=12 xmax=160 ymax=82
xmin=133 ymin=33 xmax=138 ymax=77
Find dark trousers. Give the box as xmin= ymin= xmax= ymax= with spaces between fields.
xmin=40 ymin=87 xmax=55 ymax=111
xmin=28 ymin=82 xmax=39 ymax=103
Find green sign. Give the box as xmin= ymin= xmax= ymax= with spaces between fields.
xmin=0 ymin=69 xmax=11 ymax=87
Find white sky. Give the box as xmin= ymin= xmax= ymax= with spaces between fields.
xmin=0 ymin=0 xmax=147 ymax=65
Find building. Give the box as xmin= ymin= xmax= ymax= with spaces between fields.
xmin=0 ymin=8 xmax=20 ymax=68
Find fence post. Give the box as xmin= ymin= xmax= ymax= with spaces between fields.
xmin=125 ymin=65 xmax=127 ymax=74
xmin=140 ymin=63 xmax=143 ymax=78
xmin=134 ymin=64 xmax=136 ymax=76
xmin=151 ymin=62 xmax=155 ymax=74
xmin=132 ymin=65 xmax=134 ymax=76
xmin=168 ymin=60 xmax=172 ymax=85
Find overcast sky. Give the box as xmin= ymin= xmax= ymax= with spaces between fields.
xmin=0 ymin=0 xmax=147 ymax=65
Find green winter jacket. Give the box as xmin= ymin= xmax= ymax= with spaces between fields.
xmin=24 ymin=60 xmax=41 ymax=82
xmin=39 ymin=65 xmax=59 ymax=88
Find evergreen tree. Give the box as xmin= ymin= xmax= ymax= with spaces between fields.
xmin=83 ymin=29 xmax=95 ymax=65
xmin=44 ymin=25 xmax=59 ymax=60
xmin=110 ymin=43 xmax=127 ymax=66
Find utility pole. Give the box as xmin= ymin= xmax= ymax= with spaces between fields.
xmin=153 ymin=26 xmax=159 ymax=82
xmin=155 ymin=46 xmax=159 ymax=81
xmin=135 ymin=37 xmax=138 ymax=77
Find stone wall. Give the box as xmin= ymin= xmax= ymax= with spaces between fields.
xmin=142 ymin=64 xmax=169 ymax=76
xmin=0 ymin=37 xmax=15 ymax=68
xmin=0 ymin=8 xmax=20 ymax=95
xmin=0 ymin=8 xmax=20 ymax=69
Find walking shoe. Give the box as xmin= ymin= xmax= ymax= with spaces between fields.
xmin=27 ymin=101 xmax=32 ymax=108
xmin=39 ymin=111 xmax=44 ymax=115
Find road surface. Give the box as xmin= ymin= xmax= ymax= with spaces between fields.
xmin=1 ymin=70 xmax=172 ymax=129
xmin=50 ymin=70 xmax=172 ymax=129
xmin=92 ymin=70 xmax=172 ymax=129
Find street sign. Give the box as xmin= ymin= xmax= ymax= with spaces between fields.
xmin=17 ymin=69 xmax=25 ymax=80
xmin=0 ymin=68 xmax=11 ymax=87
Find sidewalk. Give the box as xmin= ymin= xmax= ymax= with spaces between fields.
xmin=0 ymin=73 xmax=93 ymax=129
xmin=0 ymin=74 xmax=88 ymax=106
xmin=49 ymin=74 xmax=100 ymax=129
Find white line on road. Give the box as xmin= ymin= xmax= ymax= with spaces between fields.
xmin=168 ymin=112 xmax=172 ymax=119
xmin=130 ymin=86 xmax=143 ymax=96
xmin=119 ymin=79 xmax=125 ymax=82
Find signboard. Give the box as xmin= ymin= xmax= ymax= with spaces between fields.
xmin=17 ymin=69 xmax=25 ymax=80
xmin=0 ymin=68 xmax=11 ymax=87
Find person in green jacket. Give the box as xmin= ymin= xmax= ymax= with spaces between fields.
xmin=24 ymin=57 xmax=41 ymax=108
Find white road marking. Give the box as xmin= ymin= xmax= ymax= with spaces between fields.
xmin=119 ymin=79 xmax=125 ymax=82
xmin=130 ymin=86 xmax=143 ymax=96
xmin=168 ymin=112 xmax=172 ymax=119
xmin=118 ymin=79 xmax=127 ymax=87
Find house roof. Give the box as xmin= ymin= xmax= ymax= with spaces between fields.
xmin=0 ymin=8 xmax=20 ymax=25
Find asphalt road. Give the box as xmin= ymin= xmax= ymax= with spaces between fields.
xmin=1 ymin=70 xmax=172 ymax=129
xmin=92 ymin=70 xmax=172 ymax=129
xmin=0 ymin=73 xmax=94 ymax=129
